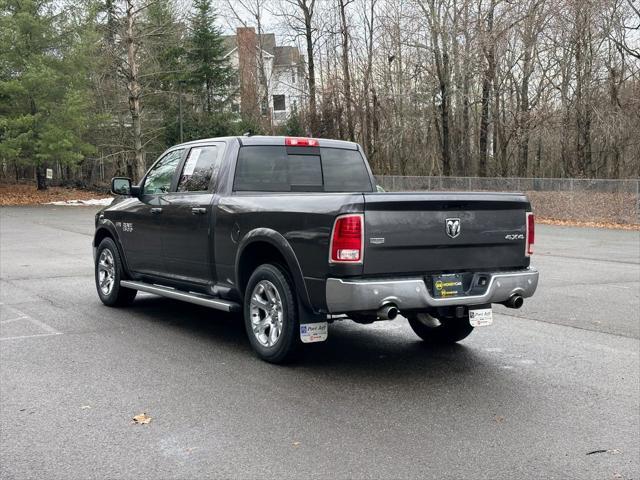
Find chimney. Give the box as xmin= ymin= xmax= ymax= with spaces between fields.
xmin=237 ymin=27 xmax=259 ymax=118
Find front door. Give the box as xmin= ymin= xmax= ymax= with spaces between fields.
xmin=159 ymin=144 xmax=223 ymax=284
xmin=117 ymin=148 xmax=184 ymax=275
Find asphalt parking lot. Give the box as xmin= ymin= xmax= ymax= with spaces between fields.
xmin=1 ymin=205 xmax=638 ymax=480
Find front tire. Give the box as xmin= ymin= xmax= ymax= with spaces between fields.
xmin=244 ymin=264 xmax=299 ymax=364
xmin=95 ymin=237 xmax=137 ymax=307
xmin=407 ymin=312 xmax=474 ymax=345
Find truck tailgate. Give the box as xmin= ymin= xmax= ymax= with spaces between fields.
xmin=363 ymin=192 xmax=531 ymax=275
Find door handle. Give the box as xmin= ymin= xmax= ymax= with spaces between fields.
xmin=150 ymin=207 xmax=163 ymax=214
xmin=191 ymin=207 xmax=207 ymax=215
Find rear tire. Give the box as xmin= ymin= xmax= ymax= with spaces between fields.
xmin=243 ymin=264 xmax=299 ymax=364
xmin=407 ymin=313 xmax=474 ymax=345
xmin=95 ymin=237 xmax=137 ymax=307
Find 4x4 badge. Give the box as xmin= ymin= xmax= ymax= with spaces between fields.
xmin=446 ymin=218 xmax=461 ymax=238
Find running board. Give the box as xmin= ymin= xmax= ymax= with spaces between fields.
xmin=120 ymin=280 xmax=240 ymax=313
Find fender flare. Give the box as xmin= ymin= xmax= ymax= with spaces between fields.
xmin=93 ymin=221 xmax=133 ymax=278
xmin=235 ymin=228 xmax=312 ymax=309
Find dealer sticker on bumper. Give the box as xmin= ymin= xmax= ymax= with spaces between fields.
xmin=300 ymin=322 xmax=328 ymax=343
xmin=469 ymin=308 xmax=493 ymax=327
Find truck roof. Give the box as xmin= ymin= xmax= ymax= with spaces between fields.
xmin=174 ymin=136 xmax=359 ymax=151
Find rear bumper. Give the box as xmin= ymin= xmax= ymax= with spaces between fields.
xmin=325 ymin=268 xmax=539 ymax=313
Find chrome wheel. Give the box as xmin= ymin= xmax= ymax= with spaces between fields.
xmin=249 ymin=280 xmax=284 ymax=347
xmin=97 ymin=248 xmax=116 ymax=296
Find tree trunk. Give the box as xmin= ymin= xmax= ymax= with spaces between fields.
xmin=36 ymin=165 xmax=47 ymax=191
xmin=478 ymin=74 xmax=492 ymax=176
xmin=338 ymin=0 xmax=354 ymax=141
xmin=302 ymin=2 xmax=317 ymax=136
xmin=460 ymin=0 xmax=471 ymax=176
xmin=424 ymin=0 xmax=452 ymax=176
xmin=372 ymin=89 xmax=380 ymax=168
xmin=478 ymin=0 xmax=495 ymax=177
xmin=440 ymin=74 xmax=451 ymax=176
xmin=518 ymin=26 xmax=535 ymax=177
xmin=256 ymin=15 xmax=272 ymax=132
xmin=492 ymin=67 xmax=500 ymax=174
xmin=362 ymin=0 xmax=376 ymax=157
xmin=125 ymin=0 xmax=146 ymax=182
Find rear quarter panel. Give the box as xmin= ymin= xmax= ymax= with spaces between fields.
xmin=214 ymin=193 xmax=365 ymax=303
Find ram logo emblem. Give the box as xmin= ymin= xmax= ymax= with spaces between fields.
xmin=445 ymin=218 xmax=461 ymax=239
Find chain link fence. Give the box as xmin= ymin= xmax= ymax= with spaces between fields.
xmin=376 ymin=176 xmax=640 ymax=225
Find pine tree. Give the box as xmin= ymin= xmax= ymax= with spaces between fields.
xmin=143 ymin=0 xmax=184 ymax=98
xmin=0 ymin=0 xmax=94 ymax=189
xmin=186 ymin=0 xmax=234 ymax=113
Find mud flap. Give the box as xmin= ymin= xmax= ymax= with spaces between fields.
xmin=297 ymin=297 xmax=328 ymax=343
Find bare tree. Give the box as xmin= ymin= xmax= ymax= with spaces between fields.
xmin=276 ymin=0 xmax=320 ymax=134
xmin=337 ymin=0 xmax=355 ymax=140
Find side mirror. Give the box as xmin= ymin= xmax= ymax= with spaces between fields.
xmin=111 ymin=177 xmax=132 ymax=196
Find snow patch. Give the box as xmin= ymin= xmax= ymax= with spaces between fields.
xmin=45 ymin=198 xmax=114 ymax=206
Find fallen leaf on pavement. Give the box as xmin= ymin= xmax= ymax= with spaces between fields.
xmin=132 ymin=413 xmax=152 ymax=424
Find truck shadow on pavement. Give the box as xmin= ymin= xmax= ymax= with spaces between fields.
xmin=125 ymin=295 xmax=497 ymax=383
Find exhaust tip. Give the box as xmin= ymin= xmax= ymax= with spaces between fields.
xmin=378 ymin=304 xmax=399 ymax=320
xmin=503 ymin=294 xmax=524 ymax=309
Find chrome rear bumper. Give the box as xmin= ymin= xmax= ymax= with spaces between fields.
xmin=325 ymin=268 xmax=539 ymax=313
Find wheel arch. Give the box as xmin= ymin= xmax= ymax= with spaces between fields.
xmin=235 ymin=229 xmax=312 ymax=309
xmin=93 ymin=223 xmax=132 ymax=278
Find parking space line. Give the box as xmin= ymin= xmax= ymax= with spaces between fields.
xmin=21 ymin=314 xmax=61 ymax=335
xmin=0 ymin=316 xmax=29 ymax=324
xmin=0 ymin=303 xmax=62 ymax=339
xmin=0 ymin=332 xmax=63 ymax=341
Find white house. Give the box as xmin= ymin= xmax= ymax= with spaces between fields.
xmin=222 ymin=27 xmax=307 ymax=126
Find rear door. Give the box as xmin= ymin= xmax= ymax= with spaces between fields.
xmin=362 ymin=192 xmax=531 ymax=275
xmin=159 ymin=144 xmax=224 ymax=284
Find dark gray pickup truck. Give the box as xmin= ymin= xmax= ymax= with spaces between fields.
xmin=94 ymin=136 xmax=538 ymax=362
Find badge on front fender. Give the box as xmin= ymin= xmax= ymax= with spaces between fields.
xmin=300 ymin=322 xmax=328 ymax=343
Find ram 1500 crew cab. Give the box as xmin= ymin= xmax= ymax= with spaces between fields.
xmin=94 ymin=136 xmax=538 ymax=362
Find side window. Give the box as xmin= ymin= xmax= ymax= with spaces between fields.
xmin=177 ymin=146 xmax=220 ymax=192
xmin=143 ymin=149 xmax=183 ymax=194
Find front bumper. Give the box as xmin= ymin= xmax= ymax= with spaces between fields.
xmin=325 ymin=268 xmax=539 ymax=313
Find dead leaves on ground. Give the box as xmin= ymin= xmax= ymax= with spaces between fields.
xmin=537 ymin=217 xmax=640 ymax=231
xmin=132 ymin=412 xmax=152 ymax=425
xmin=0 ymin=183 xmax=109 ymax=206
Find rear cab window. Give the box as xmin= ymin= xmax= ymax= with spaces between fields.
xmin=233 ymin=145 xmax=373 ymax=192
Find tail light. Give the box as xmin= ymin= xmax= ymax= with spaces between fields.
xmin=330 ymin=214 xmax=364 ymax=263
xmin=526 ymin=212 xmax=535 ymax=256
xmin=285 ymin=137 xmax=319 ymax=147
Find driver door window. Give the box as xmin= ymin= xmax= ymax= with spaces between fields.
xmin=143 ymin=149 xmax=184 ymax=194
xmin=177 ymin=146 xmax=220 ymax=192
